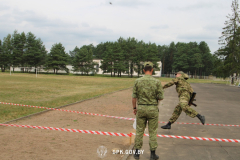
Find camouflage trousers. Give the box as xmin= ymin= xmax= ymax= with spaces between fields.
xmin=169 ymin=92 xmax=198 ymax=124
xmin=134 ymin=105 xmax=159 ymax=151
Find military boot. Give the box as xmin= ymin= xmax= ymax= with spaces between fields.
xmin=161 ymin=121 xmax=171 ymax=129
xmin=150 ymin=150 xmax=159 ymax=160
xmin=197 ymin=114 xmax=205 ymax=125
xmin=133 ymin=149 xmax=140 ymax=159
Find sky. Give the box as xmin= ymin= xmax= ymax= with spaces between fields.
xmin=0 ymin=0 xmax=234 ymax=54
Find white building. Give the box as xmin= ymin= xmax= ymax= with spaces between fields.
xmin=92 ymin=59 xmax=162 ymax=77
xmin=10 ymin=59 xmax=162 ymax=77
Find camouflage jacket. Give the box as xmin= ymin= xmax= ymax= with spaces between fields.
xmin=132 ymin=75 xmax=164 ymax=105
xmin=163 ymin=76 xmax=193 ymax=97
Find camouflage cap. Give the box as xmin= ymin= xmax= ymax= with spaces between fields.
xmin=144 ymin=61 xmax=153 ymax=68
xmin=175 ymin=71 xmax=184 ymax=75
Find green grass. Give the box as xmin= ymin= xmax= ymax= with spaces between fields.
xmin=0 ymin=72 xmax=137 ymax=122
xmin=0 ymin=72 xmax=226 ymax=123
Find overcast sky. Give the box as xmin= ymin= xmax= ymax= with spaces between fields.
xmin=0 ymin=0 xmax=233 ymax=54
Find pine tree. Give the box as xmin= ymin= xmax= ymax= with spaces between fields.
xmin=144 ymin=42 xmax=160 ymax=75
xmin=24 ymin=32 xmax=47 ymax=72
xmin=100 ymin=42 xmax=115 ymax=76
xmin=11 ymin=30 xmax=22 ymax=71
xmin=20 ymin=32 xmax=27 ymax=69
xmin=46 ymin=43 xmax=69 ymax=74
xmin=217 ymin=0 xmax=240 ymax=78
xmin=72 ymin=47 xmax=96 ymax=75
xmin=134 ymin=41 xmax=145 ymax=77
xmin=69 ymin=46 xmax=80 ymax=64
xmin=126 ymin=37 xmax=137 ymax=78
xmin=1 ymin=34 xmax=12 ymax=72
xmin=111 ymin=42 xmax=125 ymax=77
xmin=172 ymin=42 xmax=190 ymax=72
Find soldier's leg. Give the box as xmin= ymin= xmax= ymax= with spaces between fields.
xmin=169 ymin=104 xmax=182 ymax=124
xmin=179 ymin=93 xmax=198 ymax=118
xmin=180 ymin=102 xmax=198 ymax=117
xmin=180 ymin=102 xmax=205 ymax=124
xmin=134 ymin=109 xmax=147 ymax=150
xmin=147 ymin=107 xmax=159 ymax=151
xmin=161 ymin=104 xmax=182 ymax=129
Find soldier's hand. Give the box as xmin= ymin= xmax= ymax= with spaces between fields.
xmin=133 ymin=109 xmax=137 ymax=115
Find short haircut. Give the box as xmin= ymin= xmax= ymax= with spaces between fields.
xmin=144 ymin=65 xmax=152 ymax=72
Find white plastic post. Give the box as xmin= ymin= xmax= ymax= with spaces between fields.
xmin=10 ymin=66 xmax=11 ymax=75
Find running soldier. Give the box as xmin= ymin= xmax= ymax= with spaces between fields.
xmin=161 ymin=71 xmax=205 ymax=129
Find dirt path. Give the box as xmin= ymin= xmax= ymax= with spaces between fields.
xmin=0 ymin=88 xmax=136 ymax=160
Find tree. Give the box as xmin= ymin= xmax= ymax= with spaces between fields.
xmin=157 ymin=44 xmax=168 ymax=74
xmin=212 ymin=53 xmax=225 ymax=77
xmin=100 ymin=42 xmax=115 ymax=76
xmin=46 ymin=43 xmax=69 ymax=74
xmin=144 ymin=42 xmax=160 ymax=75
xmin=111 ymin=42 xmax=125 ymax=77
xmin=172 ymin=42 xmax=190 ymax=72
xmin=1 ymin=34 xmax=12 ymax=72
xmin=126 ymin=37 xmax=138 ymax=77
xmin=11 ymin=30 xmax=23 ymax=71
xmin=198 ymin=41 xmax=214 ymax=76
xmin=72 ymin=47 xmax=96 ymax=75
xmin=24 ymin=32 xmax=47 ymax=72
xmin=69 ymin=46 xmax=80 ymax=64
xmin=19 ymin=32 xmax=27 ymax=68
xmin=217 ymin=0 xmax=240 ymax=78
xmin=134 ymin=41 xmax=145 ymax=77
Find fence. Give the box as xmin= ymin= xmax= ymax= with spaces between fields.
xmin=161 ymin=73 xmax=212 ymax=79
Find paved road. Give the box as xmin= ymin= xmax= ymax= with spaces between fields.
xmin=127 ymin=83 xmax=240 ymax=160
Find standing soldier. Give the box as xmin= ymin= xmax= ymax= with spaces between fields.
xmin=132 ymin=62 xmax=164 ymax=160
xmin=161 ymin=71 xmax=205 ymax=129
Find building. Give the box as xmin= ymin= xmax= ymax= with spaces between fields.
xmin=9 ymin=59 xmax=162 ymax=77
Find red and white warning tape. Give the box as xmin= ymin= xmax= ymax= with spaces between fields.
xmin=1 ymin=102 xmax=239 ymax=127
xmin=0 ymin=102 xmax=135 ymax=120
xmin=160 ymin=121 xmax=240 ymax=127
xmin=0 ymin=123 xmax=130 ymax=137
xmin=1 ymin=123 xmax=240 ymax=143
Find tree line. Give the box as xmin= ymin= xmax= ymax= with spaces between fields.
xmin=1 ymin=1 xmax=240 ymax=78
xmin=0 ymin=31 xmax=216 ymax=77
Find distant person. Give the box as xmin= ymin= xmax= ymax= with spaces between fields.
xmin=132 ymin=62 xmax=164 ymax=160
xmin=161 ymin=71 xmax=205 ymax=129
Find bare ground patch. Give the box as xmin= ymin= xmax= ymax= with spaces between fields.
xmin=0 ymin=88 xmax=136 ymax=160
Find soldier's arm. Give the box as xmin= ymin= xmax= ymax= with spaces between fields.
xmin=132 ymin=81 xmax=138 ymax=99
xmin=156 ymin=81 xmax=164 ymax=100
xmin=163 ymin=78 xmax=178 ymax=89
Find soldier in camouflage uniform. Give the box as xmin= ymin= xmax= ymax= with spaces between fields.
xmin=132 ymin=62 xmax=164 ymax=160
xmin=161 ymin=71 xmax=205 ymax=129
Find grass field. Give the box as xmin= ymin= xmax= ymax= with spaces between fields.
xmin=0 ymin=72 xmax=137 ymax=122
xmin=0 ymin=72 xmax=226 ymax=123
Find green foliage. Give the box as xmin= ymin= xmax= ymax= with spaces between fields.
xmin=11 ymin=30 xmax=23 ymax=68
xmin=0 ymin=34 xmax=12 ymax=72
xmin=159 ymin=41 xmax=214 ymax=76
xmin=0 ymin=30 xmax=216 ymax=77
xmin=24 ymin=32 xmax=47 ymax=69
xmin=46 ymin=43 xmax=69 ymax=74
xmin=216 ymin=0 xmax=240 ymax=77
xmin=0 ymin=31 xmax=46 ymax=73
xmin=99 ymin=37 xmax=161 ymax=77
xmin=72 ymin=46 xmax=97 ymax=75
